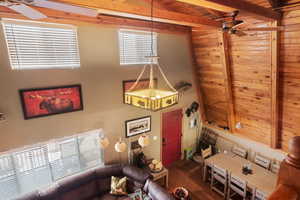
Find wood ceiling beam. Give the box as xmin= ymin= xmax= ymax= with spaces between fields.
xmin=270 ymin=20 xmax=280 ymax=148
xmin=218 ymin=31 xmax=235 ymax=132
xmin=54 ymin=0 xmax=221 ymax=27
xmin=176 ymin=0 xmax=281 ymax=20
xmin=0 ymin=6 xmax=190 ymax=35
xmin=188 ymin=30 xmax=207 ymax=122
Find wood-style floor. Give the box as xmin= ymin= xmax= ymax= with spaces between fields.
xmin=167 ymin=160 xmax=222 ymax=200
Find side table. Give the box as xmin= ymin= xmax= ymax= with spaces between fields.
xmin=150 ymin=168 xmax=169 ymax=188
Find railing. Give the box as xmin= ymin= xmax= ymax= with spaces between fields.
xmin=268 ymin=184 xmax=298 ymax=200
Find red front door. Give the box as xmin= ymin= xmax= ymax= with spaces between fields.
xmin=162 ymin=109 xmax=183 ymax=167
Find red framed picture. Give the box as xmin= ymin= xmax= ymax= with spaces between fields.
xmin=19 ymin=84 xmax=83 ymax=120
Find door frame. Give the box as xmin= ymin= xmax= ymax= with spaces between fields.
xmin=160 ymin=107 xmax=184 ymax=164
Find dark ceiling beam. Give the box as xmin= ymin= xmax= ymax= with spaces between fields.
xmin=176 ymin=0 xmax=281 ymax=20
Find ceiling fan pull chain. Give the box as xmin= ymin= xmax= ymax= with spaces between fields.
xmin=127 ymin=64 xmax=148 ymax=92
xmin=149 ymin=64 xmax=154 ymax=89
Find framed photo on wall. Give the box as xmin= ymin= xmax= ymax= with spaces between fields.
xmin=19 ymin=84 xmax=83 ymax=120
xmin=122 ymin=78 xmax=157 ymax=103
xmin=125 ymin=116 xmax=151 ymax=138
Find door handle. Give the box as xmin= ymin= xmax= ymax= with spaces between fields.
xmin=162 ymin=138 xmax=166 ymax=146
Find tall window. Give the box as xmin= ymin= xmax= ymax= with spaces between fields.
xmin=1 ymin=18 xmax=80 ymax=70
xmin=0 ymin=129 xmax=104 ymax=199
xmin=118 ymin=29 xmax=157 ymax=65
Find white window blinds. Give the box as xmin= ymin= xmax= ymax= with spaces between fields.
xmin=0 ymin=129 xmax=104 ymax=200
xmin=119 ymin=29 xmax=157 ymax=65
xmin=1 ymin=18 xmax=80 ymax=70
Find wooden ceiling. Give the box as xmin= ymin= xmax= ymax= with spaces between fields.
xmin=0 ymin=0 xmax=289 ymax=29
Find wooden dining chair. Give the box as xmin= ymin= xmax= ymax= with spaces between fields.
xmin=254 ymin=154 xmax=271 ymax=169
xmin=211 ymin=165 xmax=228 ymax=198
xmin=201 ymin=145 xmax=213 ymax=182
xmin=232 ymin=146 xmax=248 ymax=159
xmin=252 ymin=188 xmax=267 ymax=200
xmin=227 ymin=174 xmax=247 ymax=200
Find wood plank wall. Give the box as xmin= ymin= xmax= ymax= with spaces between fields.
xmin=280 ymin=9 xmax=300 ymax=151
xmin=191 ymin=28 xmax=230 ymax=129
xmin=191 ymin=7 xmax=300 ymax=149
xmin=229 ymin=17 xmax=272 ymax=145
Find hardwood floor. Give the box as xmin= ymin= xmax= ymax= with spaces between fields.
xmin=167 ymin=160 xmax=222 ymax=200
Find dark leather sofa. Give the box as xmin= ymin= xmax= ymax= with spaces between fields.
xmin=14 ymin=165 xmax=174 ymax=200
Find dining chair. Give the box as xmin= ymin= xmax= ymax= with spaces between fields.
xmin=252 ymin=188 xmax=267 ymax=200
xmin=270 ymin=160 xmax=281 ymax=174
xmin=232 ymin=145 xmax=248 ymax=159
xmin=227 ymin=174 xmax=247 ymax=200
xmin=254 ymin=154 xmax=271 ymax=169
xmin=211 ymin=164 xmax=228 ymax=198
xmin=201 ymin=145 xmax=213 ymax=182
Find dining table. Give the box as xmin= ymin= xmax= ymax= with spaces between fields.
xmin=204 ymin=152 xmax=278 ymax=196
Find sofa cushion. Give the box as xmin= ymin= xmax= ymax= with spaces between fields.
xmin=95 ymin=165 xmax=123 ymax=195
xmin=110 ymin=176 xmax=127 ymax=195
xmin=126 ymin=177 xmax=144 ymax=194
xmin=14 ymin=190 xmax=40 ymax=200
xmin=39 ymin=184 xmax=60 ymax=200
xmin=122 ymin=165 xmax=151 ymax=185
xmin=57 ymin=169 xmax=98 ymax=200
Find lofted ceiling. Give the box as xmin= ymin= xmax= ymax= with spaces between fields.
xmin=0 ymin=0 xmax=290 ymax=29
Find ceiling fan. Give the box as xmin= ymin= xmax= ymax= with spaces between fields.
xmin=0 ymin=0 xmax=98 ymax=20
xmin=219 ymin=10 xmax=284 ymax=36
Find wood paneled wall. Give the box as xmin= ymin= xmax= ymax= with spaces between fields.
xmin=279 ymin=9 xmax=300 ymax=151
xmin=191 ymin=8 xmax=300 ymax=149
xmin=191 ymin=28 xmax=229 ymax=129
xmin=229 ymin=17 xmax=272 ymax=145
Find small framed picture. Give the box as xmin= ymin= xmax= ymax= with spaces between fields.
xmin=19 ymin=84 xmax=83 ymax=120
xmin=125 ymin=116 xmax=151 ymax=138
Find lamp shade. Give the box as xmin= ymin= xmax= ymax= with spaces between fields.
xmin=138 ymin=135 xmax=150 ymax=147
xmin=115 ymin=139 xmax=127 ymax=153
xmin=99 ymin=137 xmax=110 ymax=149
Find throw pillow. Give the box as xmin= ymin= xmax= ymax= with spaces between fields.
xmin=110 ymin=176 xmax=127 ymax=195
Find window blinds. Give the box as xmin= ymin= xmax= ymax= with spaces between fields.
xmin=0 ymin=129 xmax=104 ymax=200
xmin=1 ymin=18 xmax=80 ymax=70
xmin=119 ymin=29 xmax=157 ymax=65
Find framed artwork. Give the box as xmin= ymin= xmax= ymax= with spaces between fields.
xmin=125 ymin=116 xmax=151 ymax=138
xmin=19 ymin=84 xmax=83 ymax=120
xmin=122 ymin=78 xmax=157 ymax=103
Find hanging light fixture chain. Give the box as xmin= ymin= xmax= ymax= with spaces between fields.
xmin=127 ymin=64 xmax=148 ymax=92
xmin=151 ymin=0 xmax=154 ymax=57
xmin=157 ymin=62 xmax=177 ymax=92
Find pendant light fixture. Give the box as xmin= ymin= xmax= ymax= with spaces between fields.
xmin=124 ymin=0 xmax=179 ymax=111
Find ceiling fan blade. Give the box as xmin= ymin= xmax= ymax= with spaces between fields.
xmin=240 ymin=27 xmax=285 ymax=31
xmin=7 ymin=4 xmax=47 ymax=19
xmin=32 ymin=0 xmax=98 ymax=17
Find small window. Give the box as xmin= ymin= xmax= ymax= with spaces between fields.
xmin=2 ymin=18 xmax=80 ymax=70
xmin=118 ymin=29 xmax=157 ymax=65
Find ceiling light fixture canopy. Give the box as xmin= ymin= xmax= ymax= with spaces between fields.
xmin=124 ymin=0 xmax=179 ymax=111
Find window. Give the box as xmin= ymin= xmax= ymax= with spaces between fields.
xmin=0 ymin=129 xmax=104 ymax=199
xmin=119 ymin=29 xmax=157 ymax=65
xmin=2 ymin=18 xmax=80 ymax=70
